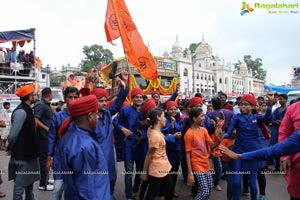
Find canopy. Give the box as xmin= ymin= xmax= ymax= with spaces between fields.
xmin=0 ymin=28 xmax=35 ymax=47
xmin=264 ymin=83 xmax=298 ymax=94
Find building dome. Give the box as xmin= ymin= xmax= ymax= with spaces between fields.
xmin=195 ymin=34 xmax=212 ymax=56
xmin=171 ymin=35 xmax=183 ymax=53
xmin=240 ymin=61 xmax=248 ymax=71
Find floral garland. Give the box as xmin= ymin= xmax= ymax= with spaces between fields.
xmin=129 ymin=74 xmax=178 ymax=95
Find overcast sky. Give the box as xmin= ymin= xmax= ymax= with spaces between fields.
xmin=1 ymin=0 xmax=299 ymax=85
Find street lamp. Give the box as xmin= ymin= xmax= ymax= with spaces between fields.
xmin=192 ymin=52 xmax=196 ymax=95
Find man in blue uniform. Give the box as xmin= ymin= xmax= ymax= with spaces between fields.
xmin=58 ymin=95 xmax=110 ymax=200
xmin=117 ymin=88 xmax=144 ymax=200
xmin=90 ymin=71 xmax=129 ymax=199
xmin=46 ymin=87 xmax=79 ymax=200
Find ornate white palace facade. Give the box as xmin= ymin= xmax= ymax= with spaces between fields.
xmin=163 ymin=36 xmax=265 ymax=99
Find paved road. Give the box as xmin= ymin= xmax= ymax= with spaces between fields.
xmin=0 ymin=150 xmax=289 ymax=199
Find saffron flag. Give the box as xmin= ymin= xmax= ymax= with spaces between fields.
xmin=104 ymin=0 xmax=158 ymax=81
xmin=34 ymin=56 xmax=41 ymax=71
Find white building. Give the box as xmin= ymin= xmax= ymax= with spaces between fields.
xmin=168 ymin=35 xmax=265 ymax=98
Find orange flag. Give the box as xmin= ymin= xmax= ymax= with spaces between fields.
xmin=104 ymin=0 xmax=158 ymax=81
xmin=34 ymin=56 xmax=41 ymax=71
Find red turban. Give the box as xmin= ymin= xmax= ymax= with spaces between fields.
xmin=141 ymin=99 xmax=156 ymax=115
xmin=106 ymin=99 xmax=113 ymax=107
xmin=131 ymin=88 xmax=144 ymax=98
xmin=166 ymin=101 xmax=178 ymax=110
xmin=241 ymin=93 xmax=257 ymax=106
xmin=58 ymin=95 xmax=98 ymax=138
xmin=79 ymin=88 xmax=90 ymax=97
xmin=151 ymin=90 xmax=160 ymax=97
xmin=90 ymin=88 xmax=108 ymax=99
xmin=15 ymin=84 xmax=35 ymax=98
xmin=189 ymin=97 xmax=203 ymax=108
xmin=122 ymin=101 xmax=130 ymax=107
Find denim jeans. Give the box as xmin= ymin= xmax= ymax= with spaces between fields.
xmin=50 ymin=179 xmax=64 ymax=200
xmin=13 ymin=183 xmax=34 ymax=200
xmin=124 ymin=159 xmax=142 ymax=199
xmin=213 ymin=157 xmax=222 ymax=186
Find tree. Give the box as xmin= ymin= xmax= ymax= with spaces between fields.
xmin=183 ymin=43 xmax=200 ymax=58
xmin=80 ymin=44 xmax=114 ymax=72
xmin=234 ymin=55 xmax=267 ymax=81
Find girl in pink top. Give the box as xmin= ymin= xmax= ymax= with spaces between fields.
xmin=141 ymin=108 xmax=173 ymax=200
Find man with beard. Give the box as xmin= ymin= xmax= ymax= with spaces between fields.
xmin=6 ymin=84 xmax=40 ymax=200
xmin=34 ymin=87 xmax=54 ymax=191
xmin=90 ymin=71 xmax=129 ymax=200
xmin=117 ymin=88 xmax=144 ymax=200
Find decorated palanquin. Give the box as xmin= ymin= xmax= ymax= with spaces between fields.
xmin=65 ymin=56 xmax=179 ymax=100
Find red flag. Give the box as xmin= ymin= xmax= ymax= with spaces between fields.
xmin=104 ymin=0 xmax=158 ymax=81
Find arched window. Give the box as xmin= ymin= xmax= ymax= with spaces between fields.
xmin=212 ymin=76 xmax=214 ymax=82
xmin=183 ymin=68 xmax=188 ymax=76
xmin=208 ymin=75 xmax=211 ymax=81
xmin=201 ymin=74 xmax=203 ymax=80
xmin=225 ymin=77 xmax=228 ymax=84
xmin=196 ymin=73 xmax=199 ymax=79
xmin=219 ymin=78 xmax=222 ymax=83
xmin=205 ymin=74 xmax=207 ymax=80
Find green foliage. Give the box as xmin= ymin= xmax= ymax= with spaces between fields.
xmin=183 ymin=43 xmax=200 ymax=58
xmin=80 ymin=44 xmax=114 ymax=72
xmin=234 ymin=55 xmax=267 ymax=81
xmin=50 ymin=74 xmax=66 ymax=87
xmin=189 ymin=43 xmax=200 ymax=54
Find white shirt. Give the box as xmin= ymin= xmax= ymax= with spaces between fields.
xmin=0 ymin=51 xmax=5 ymax=63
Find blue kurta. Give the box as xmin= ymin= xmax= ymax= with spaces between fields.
xmin=161 ymin=115 xmax=182 ymax=167
xmin=270 ymin=106 xmax=287 ymax=145
xmin=112 ymin=115 xmax=125 ymax=162
xmin=117 ymin=105 xmax=143 ymax=161
xmin=242 ymin=130 xmax=300 ymax=161
xmin=58 ymin=123 xmax=110 ymax=200
xmin=224 ymin=106 xmax=272 ymax=200
xmin=224 ymin=106 xmax=272 ymax=154
xmin=94 ymin=87 xmax=128 ymax=181
xmin=48 ymin=109 xmax=70 ymax=180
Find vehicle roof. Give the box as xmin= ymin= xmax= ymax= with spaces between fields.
xmin=287 ymin=90 xmax=300 ymax=95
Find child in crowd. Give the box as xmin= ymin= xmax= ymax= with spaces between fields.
xmin=210 ymin=115 xmax=224 ymax=192
xmin=161 ymin=101 xmax=182 ymax=198
xmin=206 ymin=104 xmax=214 ymax=114
xmin=220 ymin=133 xmax=235 ymax=200
xmin=223 ymin=93 xmax=273 ymax=200
xmin=183 ymin=107 xmax=223 ymax=199
xmin=138 ymin=99 xmax=156 ymax=200
xmin=141 ymin=108 xmax=174 ymax=200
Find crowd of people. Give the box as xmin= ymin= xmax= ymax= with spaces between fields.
xmin=0 ymin=71 xmax=300 ymax=200
xmin=0 ymin=47 xmax=35 ymax=76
